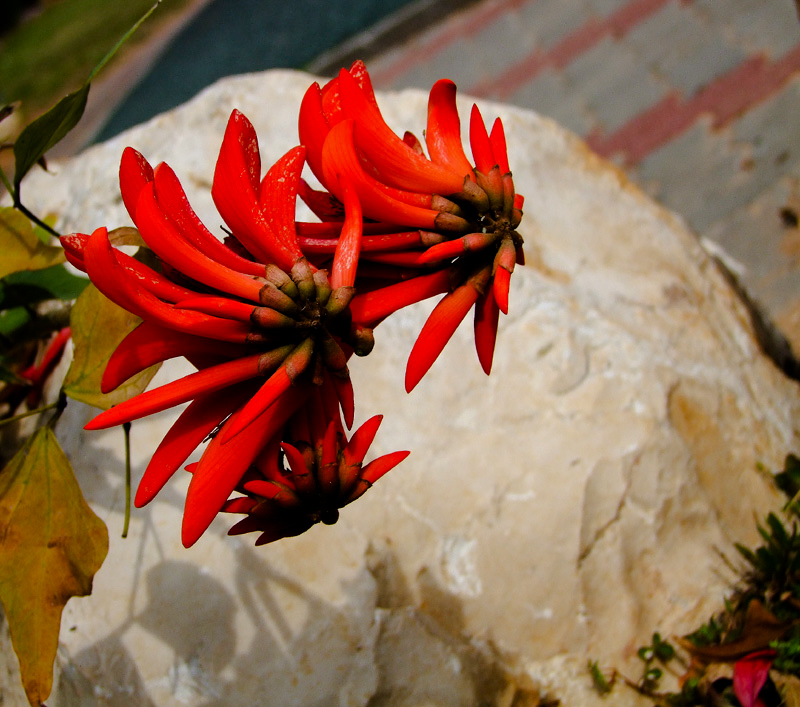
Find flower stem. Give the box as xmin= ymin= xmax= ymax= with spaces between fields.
xmin=122 ymin=422 xmax=132 ymax=538
xmin=13 ymin=200 xmax=61 ymax=238
xmin=0 ymin=401 xmax=58 ymax=427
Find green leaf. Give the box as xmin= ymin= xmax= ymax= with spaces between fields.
xmin=11 ymin=1 xmax=161 ymax=190
xmin=12 ymin=84 xmax=90 ymax=189
xmin=0 ymin=427 xmax=108 ymax=706
xmin=63 ymin=283 xmax=160 ymax=409
xmin=587 ymin=660 xmax=613 ymax=695
xmin=0 ymin=306 xmax=31 ymax=338
xmin=0 ymin=207 xmax=64 ymax=280
xmin=2 ymin=264 xmax=89 ymax=304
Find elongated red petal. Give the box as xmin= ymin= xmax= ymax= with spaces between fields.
xmin=330 ymin=175 xmax=363 ymax=289
xmin=153 ymin=162 xmax=267 ymax=277
xmin=361 ymin=450 xmax=410 ymax=484
xmin=135 ymin=383 xmax=255 ymax=507
xmin=489 ymin=118 xmax=510 ymax=174
xmin=426 ymin=79 xmax=474 ymax=181
xmin=338 ymin=69 xmax=464 ymax=195
xmin=113 ymin=248 xmax=201 ymax=303
xmin=358 ymin=252 xmax=424 ymax=267
xmin=416 ymin=231 xmax=496 ymax=265
xmin=330 ymin=372 xmax=354 ymax=429
xmin=84 ymin=228 xmax=253 ymax=342
xmin=301 ymin=230 xmax=423 ymax=255
xmin=344 ymin=450 xmax=411 ymax=504
xmin=469 ymin=104 xmax=496 ymax=174
xmin=321 ymin=119 xmax=439 ymax=228
xmin=474 ymin=288 xmax=500 ymax=375
xmin=102 ymin=321 xmax=247 ymax=393
xmin=212 ymin=110 xmax=298 ymax=269
xmin=220 ymin=356 xmax=300 ymax=443
xmin=347 ymin=59 xmax=379 ymax=108
xmin=405 ymin=280 xmax=483 ymax=392
xmin=137 ymin=181 xmax=264 ymax=303
xmin=182 ymin=383 xmax=310 ymax=547
xmin=258 ymin=145 xmax=305 ymax=261
xmin=85 ymin=353 xmax=271 ymax=430
xmin=343 ymin=414 xmax=383 ymax=469
xmin=493 ymin=265 xmax=511 ymax=315
xmin=119 ymin=146 xmax=154 ymax=222
xmin=175 ymin=297 xmax=253 ymax=322
xmin=280 ymin=441 xmax=311 ymax=480
xmin=349 ymin=268 xmax=452 ymax=327
xmin=298 ymin=83 xmax=331 ymax=187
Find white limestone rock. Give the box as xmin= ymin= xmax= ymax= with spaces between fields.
xmin=6 ymin=69 xmax=800 ymax=706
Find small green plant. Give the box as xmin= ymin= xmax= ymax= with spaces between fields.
xmin=590 ymin=455 xmax=800 ymax=706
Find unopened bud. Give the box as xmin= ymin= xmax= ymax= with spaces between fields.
xmin=313 ymin=269 xmax=332 ymax=306
xmin=265 ymin=263 xmax=299 ymax=299
xmin=290 ymin=257 xmax=316 ymax=302
xmin=326 ymin=286 xmax=355 ymax=318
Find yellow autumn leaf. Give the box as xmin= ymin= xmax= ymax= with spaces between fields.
xmin=0 ymin=427 xmax=108 ymax=706
xmin=63 ymin=282 xmax=160 ymax=410
xmin=775 ymin=673 xmax=800 ymax=707
xmin=0 ymin=206 xmax=64 ymax=279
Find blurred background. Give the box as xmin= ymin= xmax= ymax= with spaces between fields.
xmin=2 ymin=0 xmax=800 ymax=355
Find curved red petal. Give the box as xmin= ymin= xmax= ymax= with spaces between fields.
xmin=343 ymin=414 xmax=383 ymax=468
xmin=153 ymin=162 xmax=267 ymax=277
xmin=337 ymin=69 xmax=464 ymax=196
xmin=349 ymin=268 xmax=452 ymax=327
xmin=469 ymin=104 xmax=496 ymax=174
xmin=426 ymin=79 xmax=475 ymax=181
xmin=405 ymin=279 xmax=483 ymax=392
xmin=182 ymin=383 xmax=310 ymax=547
xmin=258 ymin=145 xmax=305 ymax=261
xmin=493 ymin=264 xmax=511 ymax=315
xmin=135 ymin=383 xmax=255 ymax=507
xmin=298 ymin=83 xmax=331 ymax=187
xmin=84 ymin=228 xmax=253 ymax=343
xmin=119 ymin=147 xmax=154 ymax=222
xmin=489 ymin=117 xmax=510 ymax=174
xmin=474 ymin=288 xmax=500 ymax=375
xmin=321 ymin=119 xmax=439 ymax=228
xmin=330 ymin=174 xmax=363 ymax=289
xmin=212 ymin=110 xmax=297 ymax=269
xmin=102 ymin=321 xmax=247 ymax=393
xmin=85 ymin=353 xmax=267 ymax=430
xmin=137 ymin=181 xmax=264 ymax=303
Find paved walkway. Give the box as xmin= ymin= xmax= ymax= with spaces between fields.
xmin=355 ymin=0 xmax=800 ymax=354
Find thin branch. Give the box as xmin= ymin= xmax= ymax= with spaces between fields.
xmin=0 ymin=401 xmax=59 ymax=428
xmin=122 ymin=422 xmax=132 ymax=538
xmin=13 ymin=199 xmax=61 ymax=238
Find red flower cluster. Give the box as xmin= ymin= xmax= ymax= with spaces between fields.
xmin=62 ymin=61 xmax=523 ymax=547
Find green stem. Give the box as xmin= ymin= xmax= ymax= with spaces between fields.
xmin=122 ymin=422 xmax=132 ymax=538
xmin=13 ymin=199 xmax=60 ymax=238
xmin=0 ymin=401 xmax=58 ymax=427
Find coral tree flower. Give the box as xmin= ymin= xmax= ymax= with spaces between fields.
xmin=63 ymin=112 xmax=393 ymax=547
xmin=66 ymin=61 xmax=523 ymax=548
xmin=298 ymin=61 xmax=525 ymax=390
xmin=220 ymin=413 xmax=408 ymax=545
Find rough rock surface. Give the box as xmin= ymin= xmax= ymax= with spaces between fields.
xmin=4 ymin=70 xmax=800 ymax=706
